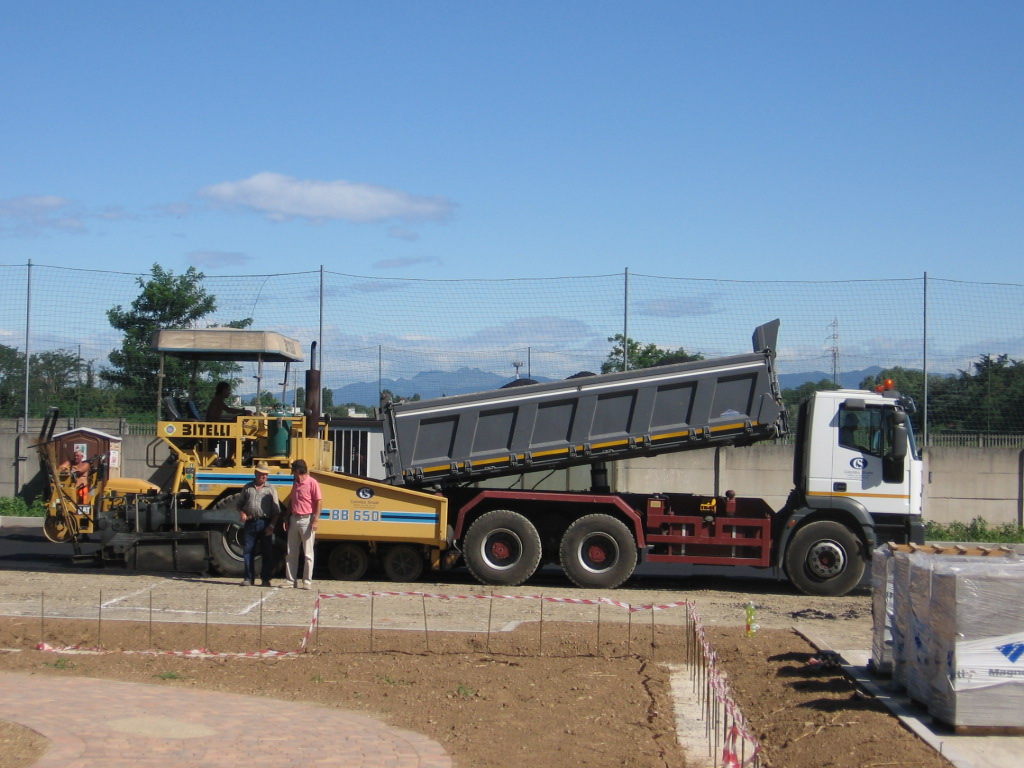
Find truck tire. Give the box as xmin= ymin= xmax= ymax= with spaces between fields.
xmin=463 ymin=509 xmax=542 ymax=587
xmin=382 ymin=544 xmax=425 ymax=583
xmin=208 ymin=523 xmax=286 ymax=578
xmin=328 ymin=542 xmax=370 ymax=580
xmin=208 ymin=523 xmax=246 ymax=577
xmin=784 ymin=520 xmax=865 ymax=597
xmin=559 ymin=514 xmax=638 ymax=589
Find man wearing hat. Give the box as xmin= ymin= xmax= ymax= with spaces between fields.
xmin=236 ymin=461 xmax=282 ymax=586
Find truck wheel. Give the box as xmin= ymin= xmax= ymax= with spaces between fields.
xmin=208 ymin=523 xmax=285 ymax=578
xmin=784 ymin=520 xmax=865 ymax=596
xmin=208 ymin=523 xmax=246 ymax=577
xmin=328 ymin=542 xmax=370 ymax=580
xmin=464 ymin=509 xmax=542 ymax=586
xmin=559 ymin=514 xmax=637 ymax=589
xmin=382 ymin=544 xmax=424 ymax=583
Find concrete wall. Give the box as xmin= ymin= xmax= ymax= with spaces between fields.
xmin=614 ymin=445 xmax=796 ymax=512
xmin=922 ymin=447 xmax=1024 ymax=526
xmin=3 ymin=432 xmax=1023 ymax=527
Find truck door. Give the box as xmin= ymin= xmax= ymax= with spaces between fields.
xmin=831 ymin=402 xmax=910 ymax=516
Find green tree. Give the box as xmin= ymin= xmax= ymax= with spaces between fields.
xmin=252 ymin=390 xmax=279 ymax=410
xmin=600 ymin=334 xmax=704 ymax=373
xmin=937 ymin=354 xmax=1024 ymax=433
xmin=2 ymin=343 xmax=121 ymax=419
xmin=101 ymin=264 xmax=252 ymax=415
xmin=0 ymin=344 xmax=25 ymax=418
xmin=379 ymin=388 xmax=420 ymax=404
xmin=30 ymin=349 xmax=83 ymax=415
xmin=76 ymin=360 xmax=120 ymax=417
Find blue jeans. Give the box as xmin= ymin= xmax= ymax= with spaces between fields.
xmin=242 ymin=518 xmax=274 ymax=583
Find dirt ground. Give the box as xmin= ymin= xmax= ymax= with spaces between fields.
xmin=0 ymin=570 xmax=954 ymax=768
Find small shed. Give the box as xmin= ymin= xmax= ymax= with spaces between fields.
xmin=50 ymin=427 xmax=123 ymax=479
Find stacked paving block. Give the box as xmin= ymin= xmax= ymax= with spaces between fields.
xmin=872 ymin=543 xmax=1024 ymax=728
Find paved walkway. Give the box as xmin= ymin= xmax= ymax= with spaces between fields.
xmin=0 ymin=672 xmax=451 ymax=767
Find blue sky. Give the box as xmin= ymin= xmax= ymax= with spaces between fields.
xmin=2 ymin=1 xmax=1022 ymax=283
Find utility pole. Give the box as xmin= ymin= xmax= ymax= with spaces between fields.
xmin=826 ymin=318 xmax=841 ymax=387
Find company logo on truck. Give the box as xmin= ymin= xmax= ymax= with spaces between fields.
xmin=179 ymin=423 xmax=232 ymax=437
xmin=850 ymin=457 xmax=868 ymax=470
xmin=357 ymin=487 xmax=375 ymax=500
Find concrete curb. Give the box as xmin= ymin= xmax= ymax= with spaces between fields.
xmin=0 ymin=516 xmax=44 ymax=529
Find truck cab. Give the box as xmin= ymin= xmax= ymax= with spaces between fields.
xmin=780 ymin=383 xmax=925 ymax=594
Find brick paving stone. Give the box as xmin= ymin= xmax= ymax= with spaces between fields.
xmin=0 ymin=672 xmax=451 ymax=768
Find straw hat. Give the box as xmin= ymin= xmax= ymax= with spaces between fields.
xmin=254 ymin=461 xmax=272 ymax=474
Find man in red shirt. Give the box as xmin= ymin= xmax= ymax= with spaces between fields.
xmin=284 ymin=459 xmax=322 ymax=589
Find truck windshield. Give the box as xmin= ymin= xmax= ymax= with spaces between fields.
xmin=838 ymin=405 xmax=917 ymax=459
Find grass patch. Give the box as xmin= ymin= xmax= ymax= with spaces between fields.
xmin=154 ymin=671 xmax=185 ymax=680
xmin=43 ymin=657 xmax=76 ymax=670
xmin=926 ymin=516 xmax=1024 ymax=544
xmin=376 ymin=674 xmax=411 ymax=687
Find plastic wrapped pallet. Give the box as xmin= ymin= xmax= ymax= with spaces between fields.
xmin=928 ymin=555 xmax=1024 ymax=728
xmin=890 ymin=549 xmax=914 ymax=689
xmin=870 ymin=546 xmax=895 ymax=675
xmin=906 ymin=554 xmax=938 ymax=704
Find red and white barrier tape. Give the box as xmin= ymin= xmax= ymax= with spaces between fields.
xmin=299 ymin=590 xmax=692 ymax=650
xmin=685 ymin=603 xmax=761 ymax=765
xmin=36 ymin=641 xmax=300 ymax=659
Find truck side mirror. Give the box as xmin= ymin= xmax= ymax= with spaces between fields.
xmin=891 ymin=412 xmax=908 ymax=460
xmin=883 ymin=412 xmax=908 ymax=482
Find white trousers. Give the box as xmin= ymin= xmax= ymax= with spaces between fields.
xmin=285 ymin=514 xmax=316 ymax=584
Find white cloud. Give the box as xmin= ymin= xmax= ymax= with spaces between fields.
xmin=198 ymin=172 xmax=454 ymax=224
xmin=0 ymin=195 xmax=87 ymax=235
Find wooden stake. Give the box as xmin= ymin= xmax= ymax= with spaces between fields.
xmin=486 ymin=591 xmax=493 ymax=653
xmin=421 ymin=593 xmax=429 ymax=653
xmin=539 ymin=597 xmax=544 ymax=656
xmin=650 ymin=607 xmax=655 ymax=660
